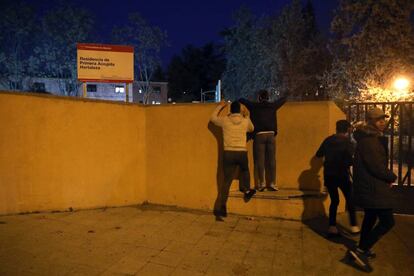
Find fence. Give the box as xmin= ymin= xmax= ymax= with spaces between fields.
xmin=347 ymin=102 xmax=413 ymax=187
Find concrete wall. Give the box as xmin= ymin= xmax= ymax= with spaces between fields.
xmin=145 ymin=101 xmax=345 ymax=211
xmin=0 ymin=92 xmax=147 ymax=214
xmin=0 ymin=91 xmax=346 ymax=216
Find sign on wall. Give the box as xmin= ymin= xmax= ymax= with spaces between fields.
xmin=77 ymin=43 xmax=134 ymax=83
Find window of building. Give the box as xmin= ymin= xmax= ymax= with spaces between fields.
xmin=115 ymin=86 xmax=125 ymax=93
xmin=32 ymin=82 xmax=46 ymax=92
xmin=152 ymin=86 xmax=161 ymax=93
xmin=9 ymin=81 xmax=22 ymax=90
xmin=87 ymin=84 xmax=97 ymax=92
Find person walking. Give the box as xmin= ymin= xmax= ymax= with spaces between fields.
xmin=210 ymin=101 xmax=256 ymax=221
xmin=239 ymin=90 xmax=286 ymax=191
xmin=315 ymin=120 xmax=359 ymax=237
xmin=349 ymin=108 xmax=397 ymax=272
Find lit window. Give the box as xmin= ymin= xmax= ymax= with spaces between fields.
xmin=139 ymin=89 xmax=142 ymax=94
xmin=115 ymin=86 xmax=125 ymax=93
xmin=87 ymin=84 xmax=97 ymax=92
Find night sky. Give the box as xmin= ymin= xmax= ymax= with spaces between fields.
xmin=33 ymin=0 xmax=339 ymax=67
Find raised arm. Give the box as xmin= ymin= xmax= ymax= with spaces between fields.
xmin=210 ymin=102 xmax=227 ymax=127
xmin=273 ymin=96 xmax=287 ymax=110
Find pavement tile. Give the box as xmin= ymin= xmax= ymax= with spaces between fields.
xmin=149 ymin=250 xmax=185 ymax=267
xmin=0 ymin=207 xmax=413 ymax=275
xmin=206 ymin=259 xmax=250 ymax=276
xmin=164 ymin=240 xmax=195 ymax=254
xmin=105 ymin=256 xmax=147 ymax=275
xmin=136 ymin=262 xmax=174 ymax=276
xmin=170 ymin=267 xmax=205 ymax=276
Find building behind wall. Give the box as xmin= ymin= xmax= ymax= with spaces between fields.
xmin=0 ymin=77 xmax=168 ymax=104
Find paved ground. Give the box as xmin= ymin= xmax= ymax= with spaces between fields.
xmin=0 ymin=205 xmax=413 ymax=275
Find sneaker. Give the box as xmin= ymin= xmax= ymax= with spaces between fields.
xmin=348 ymin=248 xmax=373 ymax=272
xmin=215 ymin=216 xmax=225 ymax=222
xmin=243 ymin=189 xmax=256 ymax=202
xmin=350 ymin=225 xmax=360 ymax=234
xmin=327 ymin=226 xmax=341 ymax=238
xmin=365 ymin=249 xmax=376 ymax=259
xmin=257 ymin=183 xmax=266 ymax=192
xmin=268 ymin=183 xmax=279 ymax=191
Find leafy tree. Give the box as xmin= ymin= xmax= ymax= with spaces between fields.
xmin=270 ymin=0 xmax=331 ymax=100
xmin=112 ymin=12 xmax=168 ymax=104
xmin=222 ymin=1 xmax=331 ymax=101
xmin=326 ymin=0 xmax=414 ymax=102
xmin=0 ymin=0 xmax=37 ymax=90
xmin=221 ymin=7 xmax=270 ymax=100
xmin=32 ymin=2 xmax=95 ymax=96
xmin=167 ymin=43 xmax=225 ymax=102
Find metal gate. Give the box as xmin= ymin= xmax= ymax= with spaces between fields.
xmin=347 ymin=102 xmax=413 ymax=187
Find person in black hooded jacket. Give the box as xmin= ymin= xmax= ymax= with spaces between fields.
xmin=239 ymin=90 xmax=287 ymax=191
xmin=348 ymin=108 xmax=397 ymax=271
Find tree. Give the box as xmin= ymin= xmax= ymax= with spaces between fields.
xmin=270 ymin=0 xmax=331 ymax=100
xmin=32 ymin=2 xmax=95 ymax=96
xmin=221 ymin=1 xmax=331 ymax=101
xmin=326 ymin=0 xmax=414 ymax=102
xmin=0 ymin=0 xmax=37 ymax=90
xmin=167 ymin=43 xmax=225 ymax=102
xmin=112 ymin=13 xmax=168 ymax=104
xmin=221 ymin=6 xmax=270 ymax=100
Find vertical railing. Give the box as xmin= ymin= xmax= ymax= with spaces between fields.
xmin=347 ymin=102 xmax=413 ymax=187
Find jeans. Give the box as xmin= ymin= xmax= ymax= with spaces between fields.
xmin=325 ymin=175 xmax=357 ymax=226
xmin=359 ymin=208 xmax=395 ymax=251
xmin=214 ymin=151 xmax=250 ymax=216
xmin=253 ymin=132 xmax=276 ymax=188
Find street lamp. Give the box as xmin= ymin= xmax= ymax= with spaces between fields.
xmin=393 ymin=77 xmax=410 ymax=91
xmin=393 ymin=77 xmax=411 ymax=99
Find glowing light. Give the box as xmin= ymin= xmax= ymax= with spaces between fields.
xmin=393 ymin=77 xmax=410 ymax=91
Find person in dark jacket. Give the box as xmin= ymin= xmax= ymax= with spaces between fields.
xmin=239 ymin=90 xmax=287 ymax=191
xmin=349 ymin=108 xmax=397 ymax=272
xmin=315 ymin=120 xmax=359 ymax=237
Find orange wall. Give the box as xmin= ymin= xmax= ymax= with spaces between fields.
xmin=0 ymin=92 xmax=345 ymax=216
xmin=0 ymin=92 xmax=147 ymax=214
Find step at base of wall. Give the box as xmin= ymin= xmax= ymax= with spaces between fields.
xmin=227 ymin=188 xmax=338 ymax=220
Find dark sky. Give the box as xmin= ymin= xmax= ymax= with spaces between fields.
xmin=38 ymin=0 xmax=339 ymax=67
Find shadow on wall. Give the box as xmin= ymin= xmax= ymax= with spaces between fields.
xmin=299 ymin=156 xmax=327 ymax=220
xmin=208 ymin=122 xmax=225 ymax=214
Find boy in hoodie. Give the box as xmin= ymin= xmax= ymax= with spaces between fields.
xmin=210 ymin=101 xmax=256 ymax=220
xmin=315 ymin=120 xmax=359 ymax=237
xmin=239 ymin=90 xmax=287 ymax=191
xmin=349 ymin=108 xmax=397 ymax=272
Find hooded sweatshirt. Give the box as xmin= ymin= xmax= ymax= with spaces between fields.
xmin=210 ymin=105 xmax=254 ymax=151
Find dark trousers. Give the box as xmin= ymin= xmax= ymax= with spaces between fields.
xmin=325 ymin=175 xmax=357 ymax=226
xmin=214 ymin=151 xmax=250 ymax=216
xmin=359 ymin=208 xmax=395 ymax=251
xmin=253 ymin=133 xmax=276 ymax=187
